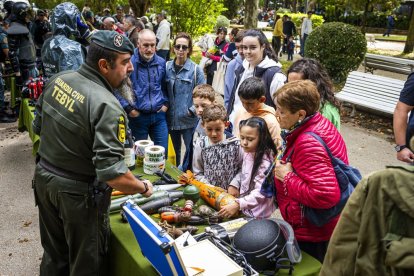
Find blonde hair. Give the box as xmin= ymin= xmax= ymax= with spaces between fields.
xmin=193 ymin=84 xmax=216 ymax=102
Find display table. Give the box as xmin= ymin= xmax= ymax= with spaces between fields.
xmin=4 ymin=76 xmax=18 ymax=110
xmin=18 ymin=98 xmax=39 ymax=155
xmin=109 ymin=165 xmax=322 ymax=276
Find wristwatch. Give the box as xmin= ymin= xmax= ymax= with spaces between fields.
xmin=140 ymin=180 xmax=149 ymax=194
xmin=395 ymin=145 xmax=407 ymax=152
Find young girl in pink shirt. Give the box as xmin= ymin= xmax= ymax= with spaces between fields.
xmin=219 ymin=117 xmax=277 ymax=218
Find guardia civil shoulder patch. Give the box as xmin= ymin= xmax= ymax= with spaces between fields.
xmin=118 ymin=115 xmax=126 ymax=143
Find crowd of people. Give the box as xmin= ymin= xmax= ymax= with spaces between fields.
xmin=2 ymin=1 xmax=412 ymax=275
xmin=0 ymin=2 xmax=173 ymax=123
xmin=272 ymin=11 xmax=313 ymax=58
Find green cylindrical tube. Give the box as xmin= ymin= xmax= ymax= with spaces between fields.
xmin=110 ymin=190 xmax=170 ymax=213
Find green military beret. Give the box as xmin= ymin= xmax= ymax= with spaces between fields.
xmin=91 ymin=30 xmax=134 ymax=54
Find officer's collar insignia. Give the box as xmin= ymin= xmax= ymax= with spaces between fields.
xmin=114 ymin=34 xmax=123 ymax=48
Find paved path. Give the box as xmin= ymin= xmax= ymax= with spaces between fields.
xmin=262 ymin=31 xmax=406 ymax=52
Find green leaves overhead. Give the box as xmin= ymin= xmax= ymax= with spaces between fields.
xmin=151 ymin=0 xmax=227 ymax=37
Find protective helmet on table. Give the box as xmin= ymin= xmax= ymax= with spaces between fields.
xmin=232 ymin=218 xmax=302 ymax=272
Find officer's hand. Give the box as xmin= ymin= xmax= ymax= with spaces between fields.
xmin=397 ymin=148 xmax=414 ymax=163
xmin=15 ymin=71 xmax=21 ymax=77
xmin=140 ymin=179 xmax=153 ymax=198
xmin=129 ymin=109 xmax=140 ymax=118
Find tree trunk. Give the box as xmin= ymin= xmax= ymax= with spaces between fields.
xmin=404 ymin=5 xmax=414 ymax=53
xmin=292 ymin=0 xmax=297 ymax=13
xmin=361 ymin=0 xmax=370 ymax=34
xmin=129 ymin=0 xmax=150 ymax=18
xmin=264 ymin=0 xmax=269 ymax=10
xmin=244 ymin=0 xmax=259 ymax=29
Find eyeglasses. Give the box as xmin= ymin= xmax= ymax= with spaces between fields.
xmin=174 ymin=44 xmax=189 ymax=51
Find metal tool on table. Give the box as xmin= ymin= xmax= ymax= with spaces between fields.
xmin=155 ymin=169 xmax=177 ymax=184
xmin=110 ymin=190 xmax=183 ymax=213
xmin=139 ymin=191 xmax=184 ymax=214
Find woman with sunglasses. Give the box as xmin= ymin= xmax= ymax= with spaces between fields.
xmin=205 ymin=26 xmax=229 ymax=85
xmin=166 ymin=32 xmax=206 ymax=168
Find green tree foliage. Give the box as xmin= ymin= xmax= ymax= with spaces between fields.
xmin=216 ymin=15 xmax=230 ymax=28
xmin=222 ymin=0 xmax=243 ymax=19
xmin=34 ymin=0 xmax=129 ymax=15
xmin=319 ymin=0 xmax=401 ymax=10
xmin=151 ymin=0 xmax=226 ymax=37
xmin=319 ymin=0 xmax=401 ymax=32
xmin=275 ymin=12 xmax=324 ymax=29
xmin=305 ymin=22 xmax=367 ymax=82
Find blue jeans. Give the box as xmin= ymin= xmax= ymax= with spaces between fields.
xmin=128 ymin=112 xmax=169 ymax=153
xmin=169 ymin=128 xmax=194 ymax=167
xmin=300 ymin=34 xmax=308 ymax=56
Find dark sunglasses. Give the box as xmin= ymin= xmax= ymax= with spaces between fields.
xmin=174 ymin=44 xmax=189 ymax=51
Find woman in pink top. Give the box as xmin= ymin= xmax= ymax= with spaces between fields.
xmin=204 ymin=26 xmax=229 ymax=85
xmin=219 ymin=117 xmax=277 ymax=219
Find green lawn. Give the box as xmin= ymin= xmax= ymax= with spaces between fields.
xmin=374 ymin=34 xmax=407 ymax=42
xmin=368 ymin=49 xmax=414 ymax=60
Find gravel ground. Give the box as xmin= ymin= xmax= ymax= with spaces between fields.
xmin=0 ymin=124 xmax=41 ymax=276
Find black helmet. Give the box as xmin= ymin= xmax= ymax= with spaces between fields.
xmin=232 ymin=219 xmax=302 ymax=273
xmin=11 ymin=1 xmax=31 ymax=23
xmin=4 ymin=0 xmax=14 ymax=15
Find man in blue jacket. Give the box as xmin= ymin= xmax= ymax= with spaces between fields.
xmin=116 ymin=29 xmax=169 ymax=151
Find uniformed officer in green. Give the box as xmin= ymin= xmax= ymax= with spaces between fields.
xmin=32 ymin=31 xmax=153 ymax=276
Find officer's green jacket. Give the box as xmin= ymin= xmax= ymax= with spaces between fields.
xmin=320 ymin=166 xmax=414 ymax=275
xmin=33 ymin=63 xmax=128 ymax=182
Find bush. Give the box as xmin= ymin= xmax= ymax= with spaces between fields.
xmin=274 ymin=12 xmax=324 ymax=30
xmin=216 ymin=15 xmax=230 ymax=29
xmin=305 ymin=22 xmax=367 ymax=83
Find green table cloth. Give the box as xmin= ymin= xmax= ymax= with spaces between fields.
xmin=18 ymin=98 xmax=39 ymax=155
xmin=109 ymin=165 xmax=322 ymax=276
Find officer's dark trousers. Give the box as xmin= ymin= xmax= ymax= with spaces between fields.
xmin=33 ymin=164 xmax=110 ymax=276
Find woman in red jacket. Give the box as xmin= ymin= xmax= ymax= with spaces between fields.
xmin=273 ymin=80 xmax=349 ymax=263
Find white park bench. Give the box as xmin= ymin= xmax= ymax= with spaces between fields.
xmin=335 ymin=71 xmax=405 ymax=116
xmin=364 ymin=53 xmax=414 ymax=75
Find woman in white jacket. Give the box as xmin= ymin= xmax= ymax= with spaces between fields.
xmin=227 ymin=29 xmax=286 ymax=133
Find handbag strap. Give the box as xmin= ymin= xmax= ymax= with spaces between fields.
xmin=304 ymin=131 xmax=336 ymax=165
xmin=194 ymin=63 xmax=197 ymax=83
